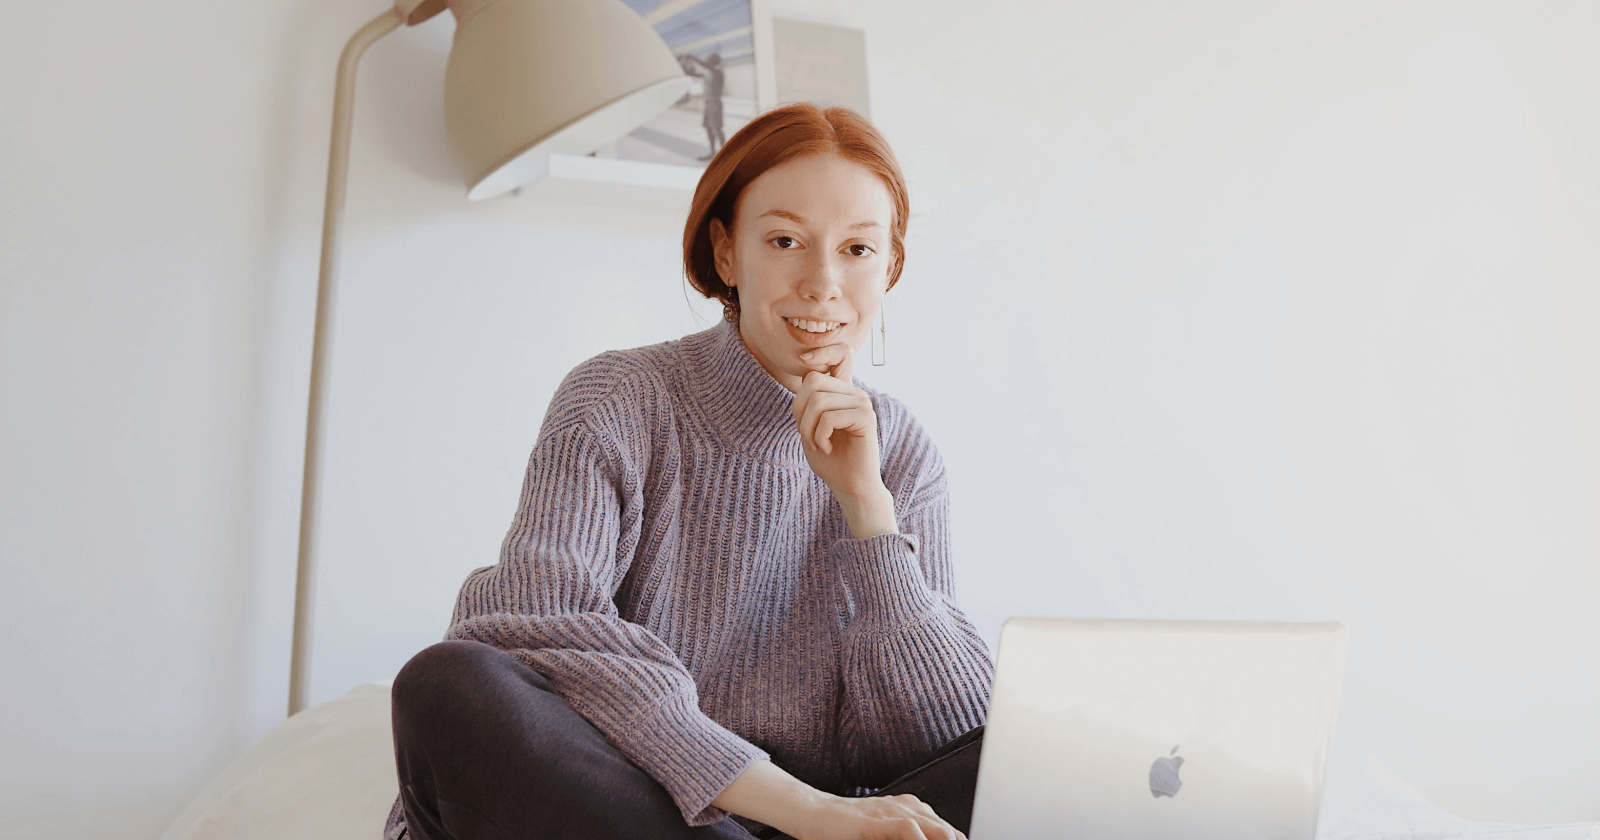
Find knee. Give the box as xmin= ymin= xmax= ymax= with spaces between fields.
xmin=391 ymin=640 xmax=509 ymax=721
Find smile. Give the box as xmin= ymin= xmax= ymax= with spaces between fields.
xmin=785 ymin=317 xmax=843 ymax=333
xmin=783 ymin=317 xmax=845 ymax=347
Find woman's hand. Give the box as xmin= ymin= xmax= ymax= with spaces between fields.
xmin=713 ymin=760 xmax=964 ymax=840
xmin=791 ymin=343 xmax=897 ymax=538
xmin=798 ymin=793 xmax=967 ymax=840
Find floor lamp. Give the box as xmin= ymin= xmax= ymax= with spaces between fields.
xmin=289 ymin=0 xmax=690 ymax=716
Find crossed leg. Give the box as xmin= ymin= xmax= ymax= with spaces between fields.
xmin=390 ymin=640 xmax=756 ymax=840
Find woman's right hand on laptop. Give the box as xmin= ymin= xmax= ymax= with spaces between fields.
xmin=800 ymin=792 xmax=966 ymax=840
xmin=714 ymin=759 xmax=965 ymax=840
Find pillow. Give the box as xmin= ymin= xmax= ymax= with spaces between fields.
xmin=159 ymin=683 xmax=397 ymax=840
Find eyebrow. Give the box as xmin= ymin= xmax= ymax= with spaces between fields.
xmin=756 ymin=209 xmax=884 ymax=230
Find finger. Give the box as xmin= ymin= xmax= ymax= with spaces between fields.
xmin=907 ymin=813 xmax=958 ymax=840
xmin=791 ymin=370 xmax=845 ymax=429
xmin=830 ymin=339 xmax=856 ymax=384
xmin=808 ymin=396 xmax=854 ymax=453
xmin=795 ymin=384 xmax=846 ymax=452
xmin=798 ymin=388 xmax=862 ymax=431
xmin=891 ymin=795 xmax=958 ymax=840
xmin=800 ymin=395 xmax=872 ymax=454
xmin=805 ymin=398 xmax=861 ymax=455
xmin=791 ymin=371 xmax=818 ymax=424
xmin=800 ymin=372 xmax=861 ymax=400
xmin=800 ymin=342 xmax=849 ymax=373
xmin=890 ymin=817 xmax=930 ymax=840
xmin=897 ymin=796 xmax=942 ymax=824
xmin=815 ymin=411 xmax=842 ymax=454
xmin=820 ymin=406 xmax=877 ymax=454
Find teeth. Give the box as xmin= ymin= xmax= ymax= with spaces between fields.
xmin=786 ymin=317 xmax=840 ymax=333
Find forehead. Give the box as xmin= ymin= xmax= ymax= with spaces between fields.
xmin=736 ymin=153 xmax=894 ymax=229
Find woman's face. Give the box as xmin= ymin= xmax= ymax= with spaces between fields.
xmin=710 ymin=152 xmax=895 ymax=394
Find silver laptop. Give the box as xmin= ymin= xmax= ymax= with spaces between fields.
xmin=969 ymin=618 xmax=1349 ymax=840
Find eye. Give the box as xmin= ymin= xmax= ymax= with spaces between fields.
xmin=770 ymin=235 xmax=800 ymax=250
xmin=846 ymin=243 xmax=876 ymax=257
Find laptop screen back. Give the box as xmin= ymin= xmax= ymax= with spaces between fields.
xmin=970 ymin=618 xmax=1348 ymax=840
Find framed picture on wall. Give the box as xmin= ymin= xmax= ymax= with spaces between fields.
xmin=614 ymin=0 xmax=777 ymax=168
xmin=772 ymin=17 xmax=870 ymax=118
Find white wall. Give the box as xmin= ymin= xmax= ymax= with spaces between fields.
xmin=0 ymin=0 xmax=1595 ymax=837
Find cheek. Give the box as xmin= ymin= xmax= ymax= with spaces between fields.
xmin=731 ymin=246 xmax=777 ymax=293
xmin=852 ymin=275 xmax=886 ymax=313
xmin=746 ymin=261 xmax=806 ymax=307
xmin=847 ymin=297 xmax=879 ymax=342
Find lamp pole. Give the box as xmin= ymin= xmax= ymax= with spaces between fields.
xmin=286 ymin=0 xmax=686 ymax=717
xmin=289 ymin=8 xmax=405 ymax=718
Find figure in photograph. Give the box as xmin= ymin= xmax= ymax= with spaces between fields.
xmin=683 ymin=51 xmax=727 ymax=159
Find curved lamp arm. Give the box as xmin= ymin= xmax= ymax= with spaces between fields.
xmin=286 ymin=0 xmax=684 ymax=717
xmin=289 ymin=8 xmax=405 ymax=718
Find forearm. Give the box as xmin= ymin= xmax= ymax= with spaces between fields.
xmin=843 ymin=613 xmax=993 ymax=725
xmin=831 ymin=499 xmax=994 ymax=783
xmin=711 ymin=760 xmax=836 ymax=837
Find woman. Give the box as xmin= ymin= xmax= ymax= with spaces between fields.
xmin=385 ymin=103 xmax=994 ymax=840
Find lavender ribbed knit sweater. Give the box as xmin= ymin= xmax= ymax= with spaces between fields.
xmin=384 ymin=319 xmax=993 ymax=838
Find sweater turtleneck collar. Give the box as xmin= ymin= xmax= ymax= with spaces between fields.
xmin=682 ymin=318 xmax=809 ymax=465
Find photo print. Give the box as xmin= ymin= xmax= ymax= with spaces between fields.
xmin=616 ymin=0 xmax=762 ymax=167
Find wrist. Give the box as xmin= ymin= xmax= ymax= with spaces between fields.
xmin=787 ymin=788 xmax=845 ymax=840
xmin=836 ymin=484 xmax=897 ymax=539
xmin=713 ymin=760 xmax=836 ymax=838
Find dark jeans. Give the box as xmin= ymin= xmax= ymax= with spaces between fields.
xmin=391 ymin=640 xmax=984 ymax=840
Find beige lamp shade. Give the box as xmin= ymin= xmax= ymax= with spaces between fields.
xmin=444 ymin=0 xmax=691 ymax=200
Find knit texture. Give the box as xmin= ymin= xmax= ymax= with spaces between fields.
xmin=384 ymin=319 xmax=993 ymax=837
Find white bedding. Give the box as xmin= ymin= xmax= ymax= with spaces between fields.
xmin=159 ymin=683 xmax=1598 ymax=840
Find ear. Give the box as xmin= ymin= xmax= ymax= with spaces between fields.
xmin=709 ymin=217 xmax=735 ymax=287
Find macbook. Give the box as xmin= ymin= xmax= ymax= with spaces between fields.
xmin=969 ymin=618 xmax=1349 ymax=840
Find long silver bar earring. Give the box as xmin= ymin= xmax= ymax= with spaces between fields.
xmin=871 ymin=299 xmax=887 ymax=366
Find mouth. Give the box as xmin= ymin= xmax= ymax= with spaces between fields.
xmin=783 ymin=316 xmax=846 ymax=348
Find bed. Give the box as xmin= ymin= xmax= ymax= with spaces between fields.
xmin=157 ymin=681 xmax=1597 ymax=840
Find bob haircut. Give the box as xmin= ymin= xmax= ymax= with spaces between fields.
xmin=682 ymin=102 xmax=910 ymax=323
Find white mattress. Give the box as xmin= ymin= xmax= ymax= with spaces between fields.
xmin=158 ymin=683 xmax=1598 ymax=840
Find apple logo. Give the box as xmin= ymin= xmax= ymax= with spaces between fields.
xmin=1149 ymin=745 xmax=1184 ymax=798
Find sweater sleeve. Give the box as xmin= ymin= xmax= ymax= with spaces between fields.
xmin=444 ymin=404 xmax=768 ymax=826
xmin=832 ymin=404 xmax=995 ymax=788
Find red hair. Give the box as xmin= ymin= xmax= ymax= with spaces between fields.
xmin=683 ymin=103 xmax=910 ymax=322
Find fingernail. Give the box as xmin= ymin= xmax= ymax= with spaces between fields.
xmin=800 ymin=351 xmax=813 ymax=359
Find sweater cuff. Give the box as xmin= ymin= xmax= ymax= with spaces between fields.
xmin=831 ymin=532 xmax=941 ymax=627
xmin=623 ymin=694 xmax=770 ymax=826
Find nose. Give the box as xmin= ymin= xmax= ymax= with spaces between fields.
xmin=799 ymin=249 xmax=843 ymax=302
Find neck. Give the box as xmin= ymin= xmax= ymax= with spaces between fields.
xmin=681 ymin=319 xmax=807 ymax=464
